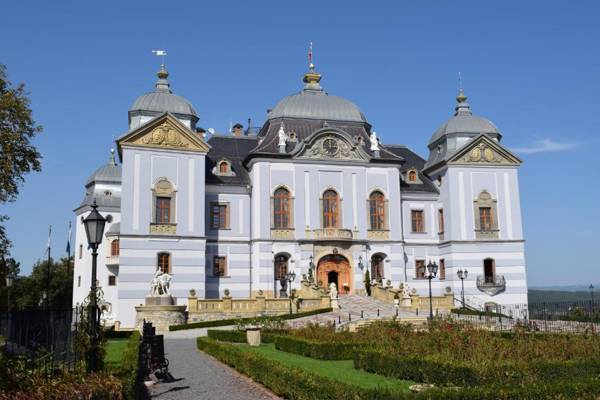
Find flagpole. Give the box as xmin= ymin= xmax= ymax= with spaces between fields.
xmin=45 ymin=225 xmax=51 ymax=310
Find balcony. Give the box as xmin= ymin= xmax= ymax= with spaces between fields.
xmin=105 ymin=255 xmax=119 ymax=267
xmin=476 ymin=275 xmax=506 ymax=296
xmin=150 ymin=223 xmax=177 ymax=235
xmin=311 ymin=228 xmax=353 ymax=241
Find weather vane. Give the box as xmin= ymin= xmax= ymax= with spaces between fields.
xmin=308 ymin=42 xmax=314 ymax=70
xmin=458 ymin=71 xmax=463 ymax=92
xmin=152 ymin=49 xmax=167 ymax=68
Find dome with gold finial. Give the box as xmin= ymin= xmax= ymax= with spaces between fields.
xmin=268 ymin=64 xmax=366 ymax=123
xmin=428 ymin=89 xmax=501 ymax=146
xmin=128 ymin=65 xmax=198 ymax=130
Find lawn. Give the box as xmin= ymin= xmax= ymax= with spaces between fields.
xmin=104 ymin=338 xmax=129 ymax=369
xmin=240 ymin=343 xmax=414 ymax=392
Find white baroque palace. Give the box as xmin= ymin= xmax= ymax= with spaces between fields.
xmin=72 ymin=63 xmax=528 ymax=328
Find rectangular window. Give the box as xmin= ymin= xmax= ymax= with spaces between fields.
xmin=79 ymin=244 xmax=83 ymax=259
xmin=411 ymin=210 xmax=424 ymax=233
xmin=439 ymin=259 xmax=446 ymax=280
xmin=213 ymin=256 xmax=227 ymax=277
xmin=210 ymin=203 xmax=229 ymax=229
xmin=438 ymin=209 xmax=444 ymax=234
xmin=415 ymin=260 xmax=426 ymax=279
xmin=108 ymin=276 xmax=116 ymax=286
xmin=479 ymin=207 xmax=493 ymax=231
xmin=156 ymin=197 xmax=171 ymax=224
xmin=77 ymin=276 xmax=81 ymax=287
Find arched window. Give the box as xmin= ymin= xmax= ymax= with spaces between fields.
xmin=157 ymin=252 xmax=171 ymax=274
xmin=371 ymin=254 xmax=385 ymax=282
xmin=483 ymin=258 xmax=495 ymax=283
xmin=474 ymin=190 xmax=499 ymax=239
xmin=219 ymin=161 xmax=229 ymax=174
xmin=369 ymin=191 xmax=386 ymax=230
xmin=408 ymin=170 xmax=417 ymax=182
xmin=322 ymin=190 xmax=340 ymax=228
xmin=273 ymin=187 xmax=292 ymax=229
xmin=110 ymin=239 xmax=119 ymax=256
xmin=153 ymin=179 xmax=175 ymax=225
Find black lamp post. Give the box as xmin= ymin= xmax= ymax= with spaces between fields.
xmin=590 ymin=284 xmax=595 ymax=315
xmin=426 ymin=260 xmax=439 ymax=320
xmin=285 ymin=271 xmax=296 ymax=314
xmin=308 ymin=255 xmax=314 ymax=283
xmin=457 ymin=269 xmax=468 ymax=309
xmin=83 ymin=200 xmax=107 ymax=373
xmin=6 ymin=272 xmax=14 ymax=339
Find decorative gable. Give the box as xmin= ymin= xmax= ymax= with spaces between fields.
xmin=448 ymin=135 xmax=521 ymax=167
xmin=117 ymin=112 xmax=210 ymax=157
xmin=293 ymin=129 xmax=370 ymax=162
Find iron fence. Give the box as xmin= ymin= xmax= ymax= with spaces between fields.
xmin=0 ymin=307 xmax=85 ymax=374
xmin=449 ymin=300 xmax=600 ymax=334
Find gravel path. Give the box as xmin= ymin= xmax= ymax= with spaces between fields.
xmin=148 ymin=338 xmax=281 ymax=400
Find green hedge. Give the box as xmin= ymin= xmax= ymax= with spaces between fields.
xmin=451 ymin=308 xmax=510 ymax=318
xmin=196 ymin=337 xmax=600 ymax=400
xmin=170 ymin=307 xmax=333 ymax=331
xmin=105 ymin=329 xmax=135 ymax=339
xmin=274 ymin=335 xmax=358 ymax=360
xmin=206 ymin=329 xmax=279 ymax=344
xmin=116 ymin=330 xmax=143 ymax=400
xmin=355 ymin=349 xmax=600 ymax=387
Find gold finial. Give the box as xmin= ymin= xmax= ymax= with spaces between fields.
xmin=157 ymin=65 xmax=169 ymax=80
xmin=456 ymin=72 xmax=467 ymax=103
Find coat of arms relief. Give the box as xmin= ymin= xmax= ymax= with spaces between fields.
xmin=297 ymin=135 xmax=365 ymax=161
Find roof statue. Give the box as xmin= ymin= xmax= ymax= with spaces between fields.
xmin=278 ymin=122 xmax=287 ymax=147
xmin=370 ymin=131 xmax=380 ymax=151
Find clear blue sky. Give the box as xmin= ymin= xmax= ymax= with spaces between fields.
xmin=1 ymin=1 xmax=599 ymax=286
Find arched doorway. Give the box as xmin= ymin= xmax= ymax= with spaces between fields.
xmin=317 ymin=254 xmax=351 ymax=294
xmin=371 ymin=253 xmax=385 ymax=283
xmin=274 ymin=253 xmax=290 ymax=298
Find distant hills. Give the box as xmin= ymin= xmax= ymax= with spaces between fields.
xmin=528 ymin=289 xmax=595 ymax=303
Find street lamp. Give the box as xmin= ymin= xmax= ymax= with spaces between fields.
xmin=83 ymin=199 xmax=107 ymax=373
xmin=285 ymin=271 xmax=296 ymax=314
xmin=457 ymin=269 xmax=468 ymax=309
xmin=426 ymin=260 xmax=439 ymax=320
xmin=308 ymin=255 xmax=314 ymax=283
xmin=590 ymin=284 xmax=595 ymax=314
xmin=5 ymin=272 xmax=14 ymax=339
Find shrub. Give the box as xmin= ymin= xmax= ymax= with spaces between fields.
xmin=274 ymin=335 xmax=358 ymax=360
xmin=116 ymin=330 xmax=143 ymax=400
xmin=169 ymin=307 xmax=333 ymax=331
xmin=105 ymin=329 xmax=135 ymax=339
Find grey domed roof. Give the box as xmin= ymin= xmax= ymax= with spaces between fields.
xmin=268 ymin=68 xmax=366 ymax=123
xmin=129 ymin=67 xmax=198 ymax=117
xmin=86 ymin=150 xmax=122 ymax=186
xmin=429 ymin=91 xmax=500 ymax=145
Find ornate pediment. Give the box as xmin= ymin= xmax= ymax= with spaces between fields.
xmin=117 ymin=113 xmax=210 ymax=156
xmin=295 ymin=130 xmax=370 ymax=162
xmin=448 ymin=135 xmax=521 ymax=166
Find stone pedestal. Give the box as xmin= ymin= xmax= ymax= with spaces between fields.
xmin=135 ymin=295 xmax=186 ymax=332
xmin=401 ymin=296 xmax=412 ymax=307
xmin=331 ymin=298 xmax=340 ymax=309
xmin=246 ymin=326 xmax=261 ymax=346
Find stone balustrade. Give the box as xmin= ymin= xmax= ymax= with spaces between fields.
xmin=310 ymin=228 xmax=353 ymax=241
xmin=187 ymin=282 xmax=331 ymax=323
xmin=370 ymin=282 xmax=454 ymax=311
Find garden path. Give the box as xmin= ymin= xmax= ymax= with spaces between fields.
xmin=148 ymin=338 xmax=281 ymax=400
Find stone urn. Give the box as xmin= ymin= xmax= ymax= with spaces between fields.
xmin=246 ymin=326 xmax=261 ymax=347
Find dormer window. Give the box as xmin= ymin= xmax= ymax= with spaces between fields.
xmin=407 ymin=169 xmax=418 ymax=183
xmin=213 ymin=159 xmax=236 ymax=177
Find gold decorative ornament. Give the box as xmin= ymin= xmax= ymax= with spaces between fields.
xmin=484 ymin=147 xmax=494 ymax=162
xmin=470 ymin=147 xmax=481 ymax=161
xmin=142 ymin=123 xmax=189 ymax=148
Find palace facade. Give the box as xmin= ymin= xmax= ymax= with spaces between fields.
xmin=72 ymin=63 xmax=528 ymax=328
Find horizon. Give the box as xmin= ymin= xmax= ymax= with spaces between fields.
xmin=1 ymin=1 xmax=599 ymax=286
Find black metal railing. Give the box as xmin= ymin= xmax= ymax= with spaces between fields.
xmin=476 ymin=275 xmax=506 ymax=295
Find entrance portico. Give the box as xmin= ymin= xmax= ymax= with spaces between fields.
xmin=317 ymin=254 xmax=352 ymax=295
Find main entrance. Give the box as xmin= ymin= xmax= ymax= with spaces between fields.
xmin=317 ymin=254 xmax=352 ymax=295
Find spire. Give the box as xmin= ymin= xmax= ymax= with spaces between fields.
xmin=303 ymin=41 xmax=322 ymax=91
xmin=152 ymin=50 xmax=171 ymax=93
xmin=108 ymin=148 xmax=117 ymax=166
xmin=454 ymin=73 xmax=471 ymax=116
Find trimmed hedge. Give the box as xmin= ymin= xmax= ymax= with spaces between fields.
xmin=451 ymin=308 xmax=510 ymax=318
xmin=354 ymin=349 xmax=600 ymax=387
xmin=169 ymin=307 xmax=333 ymax=331
xmin=207 ymin=329 xmax=279 ymax=344
xmin=105 ymin=329 xmax=135 ymax=339
xmin=196 ymin=337 xmax=600 ymax=400
xmin=274 ymin=335 xmax=358 ymax=360
xmin=117 ymin=330 xmax=144 ymax=400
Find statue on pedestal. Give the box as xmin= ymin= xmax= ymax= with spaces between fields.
xmin=329 ymin=282 xmax=340 ymax=309
xmin=150 ymin=270 xmax=172 ymax=296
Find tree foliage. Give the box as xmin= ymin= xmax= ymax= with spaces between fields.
xmin=0 ymin=257 xmax=72 ymax=311
xmin=0 ymin=63 xmax=42 ymax=258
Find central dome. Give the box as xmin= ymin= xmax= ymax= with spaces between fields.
xmin=268 ymin=68 xmax=366 ymax=123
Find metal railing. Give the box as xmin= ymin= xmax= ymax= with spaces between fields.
xmin=476 ymin=275 xmax=506 ymax=295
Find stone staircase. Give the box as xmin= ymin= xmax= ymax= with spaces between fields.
xmin=287 ymin=294 xmax=427 ymax=330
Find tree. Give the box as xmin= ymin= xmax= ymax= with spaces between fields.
xmin=0 ymin=257 xmax=72 ymax=311
xmin=0 ymin=64 xmax=43 ymax=258
xmin=364 ymin=269 xmax=371 ymax=296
